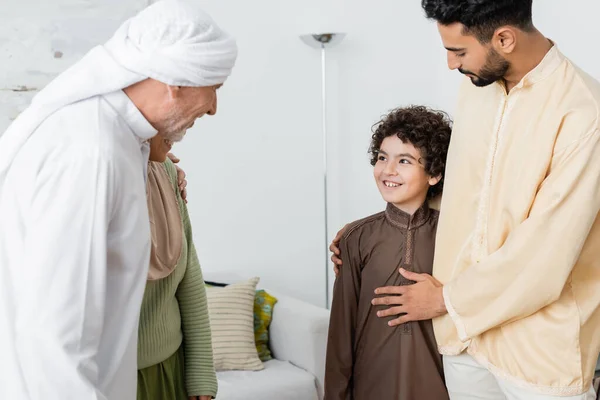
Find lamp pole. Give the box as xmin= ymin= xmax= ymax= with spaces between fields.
xmin=300 ymin=33 xmax=345 ymax=307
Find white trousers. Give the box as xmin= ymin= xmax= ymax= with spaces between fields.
xmin=443 ymin=354 xmax=597 ymax=400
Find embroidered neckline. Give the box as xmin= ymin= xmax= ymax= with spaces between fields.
xmin=384 ymin=202 xmax=430 ymax=230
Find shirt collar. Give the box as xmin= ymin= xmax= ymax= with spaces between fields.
xmin=385 ymin=201 xmax=431 ymax=230
xmin=504 ymin=42 xmax=564 ymax=91
xmin=102 ymin=90 xmax=157 ymax=143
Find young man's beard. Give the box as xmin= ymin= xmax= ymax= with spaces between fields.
xmin=460 ymin=48 xmax=510 ymax=87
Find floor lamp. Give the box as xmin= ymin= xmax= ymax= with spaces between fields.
xmin=300 ymin=33 xmax=345 ymax=308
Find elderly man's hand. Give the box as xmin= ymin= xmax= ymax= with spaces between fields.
xmin=167 ymin=153 xmax=188 ymax=203
xmin=372 ymin=268 xmax=447 ymax=326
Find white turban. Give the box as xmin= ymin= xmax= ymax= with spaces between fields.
xmin=106 ymin=0 xmax=237 ymax=87
xmin=0 ymin=0 xmax=237 ymax=185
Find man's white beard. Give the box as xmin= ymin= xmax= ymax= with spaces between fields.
xmin=161 ymin=106 xmax=188 ymax=142
xmin=163 ymin=130 xmax=186 ymax=142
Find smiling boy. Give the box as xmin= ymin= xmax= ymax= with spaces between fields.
xmin=324 ymin=105 xmax=452 ymax=400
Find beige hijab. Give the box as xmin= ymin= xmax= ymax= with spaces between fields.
xmin=146 ymin=162 xmax=183 ymax=281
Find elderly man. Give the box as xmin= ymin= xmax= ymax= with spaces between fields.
xmin=0 ymin=1 xmax=236 ymax=399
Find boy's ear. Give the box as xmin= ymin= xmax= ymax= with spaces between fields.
xmin=428 ymin=174 xmax=442 ymax=186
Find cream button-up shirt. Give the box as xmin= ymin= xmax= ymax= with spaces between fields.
xmin=434 ymin=45 xmax=600 ymax=396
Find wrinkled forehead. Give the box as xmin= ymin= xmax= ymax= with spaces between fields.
xmin=180 ymin=83 xmax=223 ymax=93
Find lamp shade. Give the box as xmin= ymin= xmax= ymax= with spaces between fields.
xmin=300 ymin=33 xmax=346 ymax=49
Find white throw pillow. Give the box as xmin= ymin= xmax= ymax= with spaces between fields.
xmin=206 ymin=277 xmax=264 ymax=371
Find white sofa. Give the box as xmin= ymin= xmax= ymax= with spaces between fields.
xmin=205 ymin=274 xmax=330 ymax=400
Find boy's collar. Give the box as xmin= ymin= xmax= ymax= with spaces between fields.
xmin=385 ymin=202 xmax=431 ymax=230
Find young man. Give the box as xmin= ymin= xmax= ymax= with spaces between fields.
xmin=0 ymin=1 xmax=237 ymax=399
xmin=325 ymin=106 xmax=451 ymax=400
xmin=331 ymin=1 xmax=600 ymax=399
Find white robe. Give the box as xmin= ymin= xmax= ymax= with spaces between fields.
xmin=0 ymin=90 xmax=156 ymax=400
xmin=0 ymin=3 xmax=236 ymax=398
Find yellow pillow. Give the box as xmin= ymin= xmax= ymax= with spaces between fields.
xmin=253 ymin=290 xmax=278 ymax=361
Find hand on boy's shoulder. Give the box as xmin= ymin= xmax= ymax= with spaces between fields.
xmin=330 ymin=224 xmax=349 ymax=276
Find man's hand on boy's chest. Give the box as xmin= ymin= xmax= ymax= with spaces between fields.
xmin=371 ymin=268 xmax=447 ymax=326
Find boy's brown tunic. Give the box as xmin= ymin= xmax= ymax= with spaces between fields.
xmin=325 ymin=202 xmax=448 ymax=400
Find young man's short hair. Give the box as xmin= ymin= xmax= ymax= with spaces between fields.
xmin=421 ymin=0 xmax=534 ymax=43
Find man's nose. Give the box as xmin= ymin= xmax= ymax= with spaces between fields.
xmin=207 ymin=94 xmax=218 ymax=116
xmin=207 ymin=100 xmax=217 ymax=116
xmin=447 ymin=52 xmax=460 ymax=70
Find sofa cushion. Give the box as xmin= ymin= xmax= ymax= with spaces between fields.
xmin=206 ymin=277 xmax=264 ymax=371
xmin=216 ymin=359 xmax=318 ymax=400
xmin=254 ymin=289 xmax=277 ymax=361
xmin=206 ymin=281 xmax=278 ymax=362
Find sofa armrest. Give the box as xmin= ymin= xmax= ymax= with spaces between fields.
xmin=268 ymin=291 xmax=330 ymax=400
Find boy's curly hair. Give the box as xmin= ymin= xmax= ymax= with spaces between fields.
xmin=369 ymin=105 xmax=452 ymax=199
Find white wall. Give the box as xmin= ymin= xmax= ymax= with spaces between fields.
xmin=1 ymin=0 xmax=599 ymax=307
xmin=0 ymin=0 xmax=147 ymax=128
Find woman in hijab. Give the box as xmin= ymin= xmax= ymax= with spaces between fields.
xmin=137 ymin=132 xmax=216 ymax=400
